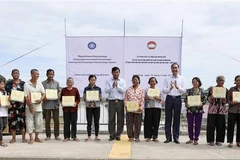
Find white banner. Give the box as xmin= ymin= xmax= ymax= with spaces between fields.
xmin=66 ymin=36 xmax=182 ymax=97
xmin=124 ymin=36 xmax=182 ymax=90
xmin=66 ymin=36 xmax=124 ymax=97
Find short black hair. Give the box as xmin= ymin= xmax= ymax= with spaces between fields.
xmin=0 ymin=79 xmax=5 ymax=84
xmin=30 ymin=69 xmax=38 ymax=75
xmin=88 ymin=75 xmax=97 ymax=80
xmin=171 ymin=63 xmax=179 ymax=68
xmin=46 ymin=69 xmax=54 ymax=75
xmin=148 ymin=77 xmax=158 ymax=84
xmin=132 ymin=75 xmax=140 ymax=84
xmin=234 ymin=75 xmax=240 ymax=81
xmin=112 ymin=67 xmax=120 ymax=73
xmin=192 ymin=77 xmax=202 ymax=87
xmin=11 ymin=69 xmax=19 ymax=74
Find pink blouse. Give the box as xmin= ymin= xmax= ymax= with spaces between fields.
xmin=124 ymin=86 xmax=144 ymax=113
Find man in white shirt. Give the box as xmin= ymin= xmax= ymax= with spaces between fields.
xmin=24 ymin=69 xmax=46 ymax=144
xmin=162 ymin=63 xmax=185 ymax=144
xmin=105 ymin=67 xmax=126 ymax=141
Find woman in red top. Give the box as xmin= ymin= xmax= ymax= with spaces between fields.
xmin=60 ymin=77 xmax=80 ymax=142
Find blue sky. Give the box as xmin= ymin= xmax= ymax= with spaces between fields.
xmin=1 ymin=0 xmax=240 ymax=89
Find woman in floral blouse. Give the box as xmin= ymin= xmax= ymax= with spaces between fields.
xmin=5 ymin=69 xmax=27 ymax=143
xmin=124 ymin=75 xmax=144 ymax=142
xmin=185 ymin=77 xmax=206 ymax=145
xmin=207 ymin=75 xmax=228 ymax=146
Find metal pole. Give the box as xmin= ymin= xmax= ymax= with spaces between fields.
xmin=181 ymin=19 xmax=184 ymax=37
xmin=64 ymin=19 xmax=67 ymax=36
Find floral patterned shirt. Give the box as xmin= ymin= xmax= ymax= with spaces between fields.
xmin=184 ymin=88 xmax=206 ymax=114
xmin=124 ymin=86 xmax=144 ymax=113
xmin=207 ymin=86 xmax=228 ymax=115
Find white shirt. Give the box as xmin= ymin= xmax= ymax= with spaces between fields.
xmin=162 ymin=75 xmax=186 ymax=96
xmin=0 ymin=91 xmax=8 ymax=117
xmin=24 ymin=80 xmax=45 ymax=112
xmin=144 ymin=87 xmax=164 ymax=109
xmin=105 ymin=77 xmax=126 ymax=100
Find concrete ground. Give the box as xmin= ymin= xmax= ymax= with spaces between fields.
xmin=0 ymin=133 xmax=240 ymax=160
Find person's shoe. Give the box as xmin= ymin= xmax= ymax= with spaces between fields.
xmin=109 ymin=137 xmax=115 ymax=141
xmin=116 ymin=137 xmax=121 ymax=141
xmin=209 ymin=142 xmax=215 ymax=146
xmin=228 ymin=143 xmax=233 ymax=148
xmin=174 ymin=139 xmax=180 ymax=144
xmin=186 ymin=140 xmax=193 ymax=144
xmin=215 ymin=142 xmax=222 ymax=146
xmin=164 ymin=139 xmax=172 ymax=143
xmin=193 ymin=141 xmax=198 ymax=145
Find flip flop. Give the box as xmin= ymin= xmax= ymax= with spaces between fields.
xmin=85 ymin=138 xmax=91 ymax=142
xmin=94 ymin=138 xmax=101 ymax=142
xmin=55 ymin=137 xmax=61 ymax=141
xmin=0 ymin=142 xmax=8 ymax=147
xmin=34 ymin=138 xmax=44 ymax=143
xmin=22 ymin=139 xmax=28 ymax=143
xmin=44 ymin=137 xmax=51 ymax=141
xmin=28 ymin=140 xmax=34 ymax=145
xmin=63 ymin=138 xmax=70 ymax=142
xmin=145 ymin=139 xmax=151 ymax=142
xmin=73 ymin=138 xmax=80 ymax=142
xmin=9 ymin=139 xmax=16 ymax=144
xmin=152 ymin=139 xmax=159 ymax=143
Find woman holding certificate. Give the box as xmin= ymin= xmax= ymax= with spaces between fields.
xmin=207 ymin=75 xmax=228 ymax=146
xmin=184 ymin=77 xmax=206 ymax=145
xmin=144 ymin=77 xmax=163 ymax=143
xmin=227 ymin=75 xmax=240 ymax=148
xmin=0 ymin=79 xmax=8 ymax=147
xmin=5 ymin=69 xmax=27 ymax=143
xmin=60 ymin=77 xmax=80 ymax=142
xmin=83 ymin=75 xmax=102 ymax=142
xmin=124 ymin=75 xmax=144 ymax=142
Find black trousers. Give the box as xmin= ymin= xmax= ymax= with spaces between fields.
xmin=206 ymin=114 xmax=225 ymax=143
xmin=108 ymin=100 xmax=124 ymax=138
xmin=86 ymin=107 xmax=100 ymax=137
xmin=227 ymin=113 xmax=240 ymax=143
xmin=63 ymin=111 xmax=78 ymax=139
xmin=165 ymin=95 xmax=182 ymax=140
xmin=144 ymin=108 xmax=161 ymax=139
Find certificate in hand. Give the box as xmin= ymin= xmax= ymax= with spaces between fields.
xmin=0 ymin=95 xmax=10 ymax=106
xmin=232 ymin=91 xmax=240 ymax=102
xmin=86 ymin=91 xmax=99 ymax=101
xmin=10 ymin=90 xmax=24 ymax=102
xmin=187 ymin=95 xmax=201 ymax=107
xmin=62 ymin=96 xmax=75 ymax=107
xmin=212 ymin=87 xmax=226 ymax=98
xmin=147 ymin=88 xmax=160 ymax=97
xmin=126 ymin=101 xmax=139 ymax=112
xmin=30 ymin=92 xmax=42 ymax=104
xmin=46 ymin=89 xmax=58 ymax=100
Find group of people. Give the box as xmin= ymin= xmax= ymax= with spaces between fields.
xmin=0 ymin=63 xmax=240 ymax=149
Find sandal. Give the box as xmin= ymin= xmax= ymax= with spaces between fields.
xmin=0 ymin=142 xmax=8 ymax=147
xmin=128 ymin=138 xmax=134 ymax=142
xmin=228 ymin=143 xmax=233 ymax=148
xmin=44 ymin=137 xmax=51 ymax=141
xmin=9 ymin=139 xmax=16 ymax=144
xmin=34 ymin=138 xmax=44 ymax=143
xmin=73 ymin=138 xmax=80 ymax=142
xmin=28 ymin=140 xmax=34 ymax=145
xmin=55 ymin=137 xmax=61 ymax=141
xmin=193 ymin=141 xmax=198 ymax=145
xmin=237 ymin=143 xmax=240 ymax=147
xmin=152 ymin=139 xmax=159 ymax=143
xmin=215 ymin=142 xmax=222 ymax=146
xmin=135 ymin=138 xmax=140 ymax=142
xmin=145 ymin=138 xmax=151 ymax=142
xmin=85 ymin=138 xmax=91 ymax=142
xmin=22 ymin=139 xmax=28 ymax=143
xmin=94 ymin=138 xmax=101 ymax=142
xmin=186 ymin=140 xmax=193 ymax=144
xmin=63 ymin=138 xmax=70 ymax=142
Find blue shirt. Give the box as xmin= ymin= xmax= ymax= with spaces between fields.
xmin=105 ymin=77 xmax=126 ymax=100
xmin=144 ymin=87 xmax=164 ymax=109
